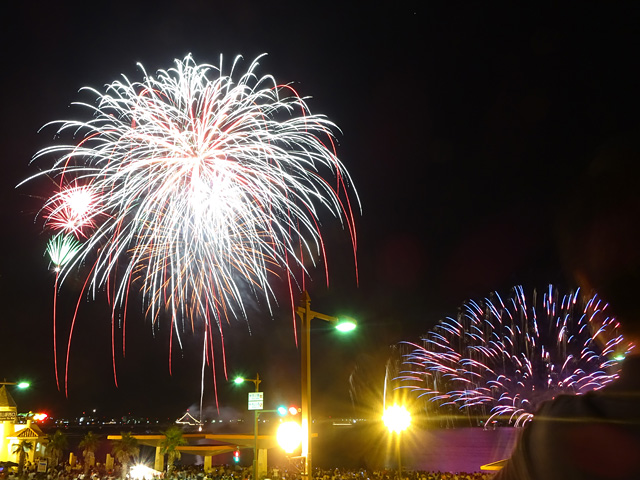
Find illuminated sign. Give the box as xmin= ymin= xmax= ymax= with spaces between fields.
xmin=0 ymin=411 xmax=17 ymax=421
xmin=248 ymin=392 xmax=263 ymax=410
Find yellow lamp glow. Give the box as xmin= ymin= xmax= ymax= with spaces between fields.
xmin=276 ymin=421 xmax=302 ymax=453
xmin=130 ymin=465 xmax=161 ymax=480
xmin=382 ymin=404 xmax=411 ymax=434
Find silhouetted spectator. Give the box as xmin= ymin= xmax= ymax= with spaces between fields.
xmin=496 ymin=133 xmax=640 ymax=479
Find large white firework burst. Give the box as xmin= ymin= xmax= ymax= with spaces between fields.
xmin=25 ymin=54 xmax=359 ymax=391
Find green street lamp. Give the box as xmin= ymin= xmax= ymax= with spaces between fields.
xmin=295 ymin=291 xmax=357 ymax=480
xmin=233 ymin=374 xmax=261 ymax=480
xmin=0 ymin=380 xmax=30 ymax=388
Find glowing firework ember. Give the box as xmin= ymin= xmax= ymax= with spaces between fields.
xmin=399 ymin=285 xmax=632 ymax=427
xmin=46 ymin=233 xmax=82 ymax=270
xmin=43 ymin=184 xmax=98 ymax=238
xmin=25 ymin=54 xmax=358 ymax=395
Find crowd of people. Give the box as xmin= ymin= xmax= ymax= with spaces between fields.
xmin=307 ymin=468 xmax=491 ymax=480
xmin=138 ymin=465 xmax=494 ymax=480
xmin=143 ymin=466 xmax=494 ymax=480
xmin=1 ymin=464 xmax=495 ymax=480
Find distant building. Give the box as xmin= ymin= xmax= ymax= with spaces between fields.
xmin=175 ymin=412 xmax=202 ymax=426
xmin=0 ymin=386 xmax=47 ymax=464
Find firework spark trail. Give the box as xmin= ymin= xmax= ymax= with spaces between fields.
xmin=26 ymin=54 xmax=359 ymax=395
xmin=45 ymin=234 xmax=82 ymax=390
xmin=399 ymin=285 xmax=632 ymax=427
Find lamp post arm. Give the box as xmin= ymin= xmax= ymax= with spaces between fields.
xmin=308 ymin=310 xmax=340 ymax=324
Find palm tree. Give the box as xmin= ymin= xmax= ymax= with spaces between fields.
xmin=12 ymin=440 xmax=33 ymax=478
xmin=111 ymin=432 xmax=139 ymax=480
xmin=159 ymin=426 xmax=187 ymax=474
xmin=79 ymin=431 xmax=101 ymax=475
xmin=46 ymin=430 xmax=68 ymax=467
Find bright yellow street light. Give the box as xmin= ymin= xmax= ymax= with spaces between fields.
xmin=276 ymin=420 xmax=302 ymax=454
xmin=383 ymin=404 xmax=411 ymax=478
xmin=382 ymin=404 xmax=411 ymax=433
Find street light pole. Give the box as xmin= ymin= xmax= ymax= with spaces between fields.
xmin=397 ymin=432 xmax=402 ymax=479
xmin=295 ymin=291 xmax=356 ymax=480
xmin=382 ymin=405 xmax=412 ymax=480
xmin=253 ymin=375 xmax=260 ymax=480
xmin=298 ymin=292 xmax=312 ymax=480
xmin=234 ymin=374 xmax=261 ymax=480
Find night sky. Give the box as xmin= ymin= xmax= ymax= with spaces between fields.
xmin=1 ymin=2 xmax=639 ymax=422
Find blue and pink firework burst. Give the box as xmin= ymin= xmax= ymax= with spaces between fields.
xmin=399 ymin=285 xmax=632 ymax=427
